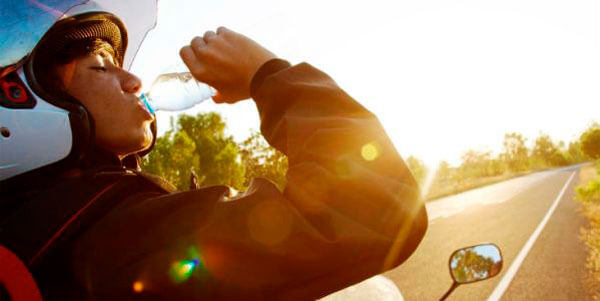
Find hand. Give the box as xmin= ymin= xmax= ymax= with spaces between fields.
xmin=180 ymin=27 xmax=277 ymax=104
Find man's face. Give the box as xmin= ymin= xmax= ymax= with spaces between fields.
xmin=55 ymin=53 xmax=155 ymax=159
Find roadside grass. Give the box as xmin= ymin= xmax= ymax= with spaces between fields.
xmin=425 ymin=171 xmax=531 ymax=201
xmin=425 ymin=164 xmax=587 ymax=202
xmin=575 ymin=161 xmax=600 ymax=296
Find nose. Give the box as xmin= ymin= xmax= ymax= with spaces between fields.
xmin=122 ymin=70 xmax=143 ymax=95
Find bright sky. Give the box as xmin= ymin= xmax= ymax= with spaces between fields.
xmin=131 ymin=0 xmax=600 ymax=167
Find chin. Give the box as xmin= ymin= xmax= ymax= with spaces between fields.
xmin=130 ymin=135 xmax=152 ymax=154
xmin=108 ymin=129 xmax=154 ymax=158
xmin=141 ymin=125 xmax=154 ymax=150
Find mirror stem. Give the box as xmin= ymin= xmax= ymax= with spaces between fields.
xmin=440 ymin=282 xmax=459 ymax=301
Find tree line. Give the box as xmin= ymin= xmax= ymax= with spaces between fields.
xmin=142 ymin=112 xmax=287 ymax=191
xmin=407 ymin=122 xmax=600 ymax=200
xmin=143 ymin=112 xmax=600 ymax=197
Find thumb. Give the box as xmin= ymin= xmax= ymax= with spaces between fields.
xmin=212 ymin=91 xmax=225 ymax=103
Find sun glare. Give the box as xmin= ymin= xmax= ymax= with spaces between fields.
xmin=132 ymin=281 xmax=144 ymax=293
xmin=361 ymin=143 xmax=380 ymax=161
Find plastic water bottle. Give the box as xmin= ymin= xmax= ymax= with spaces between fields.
xmin=139 ymin=71 xmax=216 ymax=114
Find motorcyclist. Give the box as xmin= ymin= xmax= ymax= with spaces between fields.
xmin=0 ymin=1 xmax=428 ymax=299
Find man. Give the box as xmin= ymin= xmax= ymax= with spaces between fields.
xmin=0 ymin=3 xmax=427 ymax=300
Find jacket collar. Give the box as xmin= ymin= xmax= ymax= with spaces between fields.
xmin=79 ymin=145 xmax=141 ymax=171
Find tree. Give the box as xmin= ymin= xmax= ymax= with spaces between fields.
xmin=459 ymin=150 xmax=500 ymax=178
xmin=240 ymin=131 xmax=288 ymax=190
xmin=450 ymin=249 xmax=497 ymax=283
xmin=437 ymin=161 xmax=451 ymax=182
xmin=142 ymin=112 xmax=246 ymax=191
xmin=142 ymin=112 xmax=289 ymax=192
xmin=406 ymin=156 xmax=427 ymax=186
xmin=567 ymin=141 xmax=587 ymax=163
xmin=580 ymin=127 xmax=600 ymax=160
xmin=501 ymin=132 xmax=529 ymax=172
xmin=487 ymin=159 xmax=506 ymax=177
xmin=531 ymin=133 xmax=568 ymax=167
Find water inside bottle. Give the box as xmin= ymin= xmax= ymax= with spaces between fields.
xmin=140 ymin=61 xmax=216 ymax=113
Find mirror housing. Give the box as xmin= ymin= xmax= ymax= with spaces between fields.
xmin=449 ymin=243 xmax=503 ymax=284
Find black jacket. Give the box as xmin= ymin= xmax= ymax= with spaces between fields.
xmin=0 ymin=59 xmax=428 ymax=300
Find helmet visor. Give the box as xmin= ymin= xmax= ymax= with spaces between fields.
xmin=0 ymin=0 xmax=89 ymax=67
xmin=0 ymin=0 xmax=158 ymax=70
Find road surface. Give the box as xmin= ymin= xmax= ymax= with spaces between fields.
xmin=323 ymin=164 xmax=591 ymax=300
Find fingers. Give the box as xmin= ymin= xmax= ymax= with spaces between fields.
xmin=190 ymin=36 xmax=206 ymax=51
xmin=179 ymin=26 xmax=258 ymax=105
xmin=189 ymin=30 xmax=220 ymax=59
xmin=191 ymin=27 xmax=233 ymax=53
xmin=179 ymin=45 xmax=195 ymax=65
xmin=212 ymin=91 xmax=225 ymax=104
xmin=181 ymin=45 xmax=227 ymax=102
xmin=185 ymin=28 xmax=230 ymax=77
xmin=190 ymin=30 xmax=217 ymax=54
xmin=216 ymin=26 xmax=231 ymax=35
xmin=179 ymin=46 xmax=207 ymax=79
xmin=203 ymin=30 xmax=217 ymax=42
xmin=185 ymin=32 xmax=218 ymax=82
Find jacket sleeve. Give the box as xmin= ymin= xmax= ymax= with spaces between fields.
xmin=71 ymin=60 xmax=427 ymax=300
xmin=245 ymin=59 xmax=427 ymax=298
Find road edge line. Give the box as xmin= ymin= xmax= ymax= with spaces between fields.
xmin=487 ymin=171 xmax=577 ymax=301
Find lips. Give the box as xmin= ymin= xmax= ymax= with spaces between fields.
xmin=135 ymin=98 xmax=155 ymax=121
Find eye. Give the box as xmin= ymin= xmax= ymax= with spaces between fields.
xmin=91 ymin=66 xmax=107 ymax=72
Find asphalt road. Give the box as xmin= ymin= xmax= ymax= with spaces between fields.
xmin=323 ymin=164 xmax=591 ymax=300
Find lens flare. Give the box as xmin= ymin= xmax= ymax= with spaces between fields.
xmin=170 ymin=261 xmax=193 ymax=283
xmin=169 ymin=258 xmax=201 ymax=283
xmin=181 ymin=262 xmax=194 ymax=273
xmin=419 ymin=162 xmax=438 ymax=199
xmin=187 ymin=246 xmax=201 ymax=263
xmin=361 ymin=143 xmax=379 ymax=161
xmin=132 ymin=281 xmax=144 ymax=293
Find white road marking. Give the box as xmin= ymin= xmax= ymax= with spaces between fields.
xmin=487 ymin=171 xmax=577 ymax=301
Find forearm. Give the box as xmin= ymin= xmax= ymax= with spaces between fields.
xmin=174 ymin=28 xmax=428 ymax=297
xmin=251 ymin=59 xmax=427 ymax=249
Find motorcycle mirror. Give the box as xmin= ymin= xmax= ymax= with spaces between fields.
xmin=440 ymin=243 xmax=503 ymax=301
xmin=449 ymin=243 xmax=503 ymax=284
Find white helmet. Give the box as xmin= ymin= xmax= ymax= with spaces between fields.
xmin=0 ymin=0 xmax=158 ymax=182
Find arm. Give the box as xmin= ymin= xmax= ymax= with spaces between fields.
xmin=72 ymin=28 xmax=427 ymax=300
xmin=179 ymin=27 xmax=428 ymax=298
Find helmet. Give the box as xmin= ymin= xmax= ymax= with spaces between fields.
xmin=0 ymin=0 xmax=158 ymax=181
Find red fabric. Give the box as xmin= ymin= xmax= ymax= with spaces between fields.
xmin=30 ymin=181 xmax=118 ymax=265
xmin=0 ymin=246 xmax=42 ymax=301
